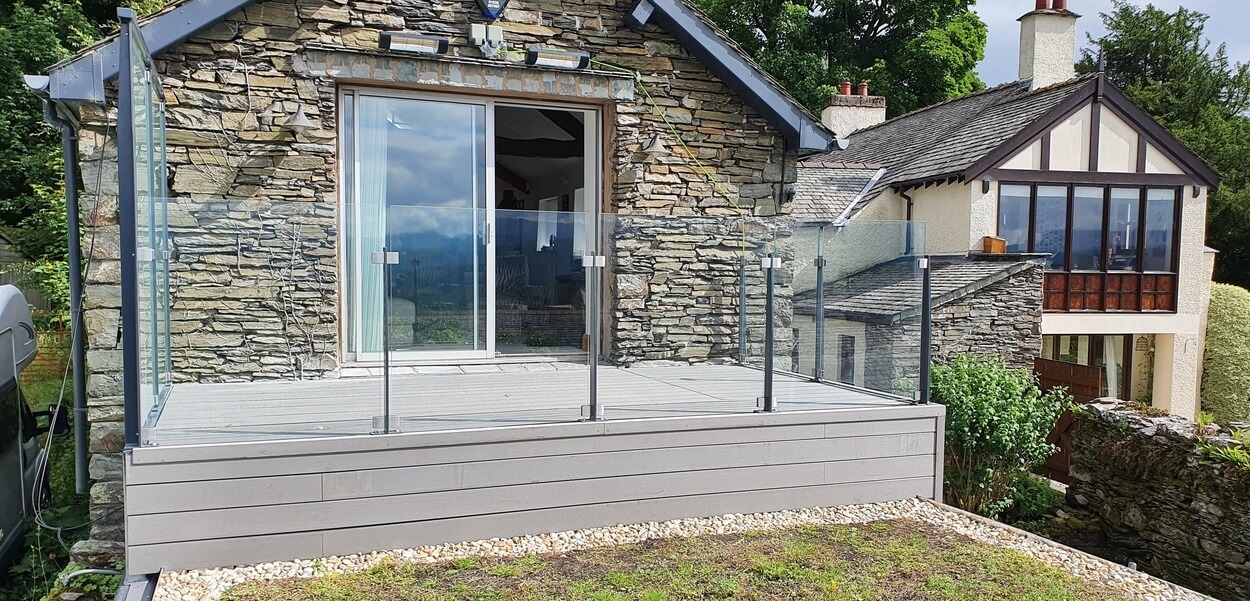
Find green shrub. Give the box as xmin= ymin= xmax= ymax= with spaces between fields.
xmin=1006 ymin=471 xmax=1064 ymax=523
xmin=1202 ymin=283 xmax=1250 ymax=423
xmin=930 ymin=355 xmax=1071 ymax=517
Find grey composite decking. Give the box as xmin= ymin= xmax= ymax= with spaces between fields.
xmin=152 ymin=364 xmax=902 ymax=445
xmin=125 ymin=397 xmax=944 ymax=574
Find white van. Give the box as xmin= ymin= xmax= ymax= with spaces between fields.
xmin=0 ymin=285 xmax=65 ymax=574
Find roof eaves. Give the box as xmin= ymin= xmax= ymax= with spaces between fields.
xmin=629 ymin=0 xmax=836 ymax=153
xmin=46 ymin=0 xmax=258 ymax=104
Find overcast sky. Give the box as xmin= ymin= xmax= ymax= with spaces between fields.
xmin=973 ymin=1 xmax=1250 ymax=86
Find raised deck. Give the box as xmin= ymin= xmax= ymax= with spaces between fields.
xmin=151 ymin=364 xmax=904 ymax=445
xmin=125 ymin=365 xmax=944 ymax=574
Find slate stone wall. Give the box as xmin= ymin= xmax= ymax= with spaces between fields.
xmin=69 ymin=0 xmax=800 ymax=565
xmin=861 ymin=263 xmax=1043 ymax=395
xmin=1069 ymin=401 xmax=1250 ymax=601
xmin=931 ymin=263 xmax=1042 ymax=369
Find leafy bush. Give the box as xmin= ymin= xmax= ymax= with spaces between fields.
xmin=22 ymin=260 xmax=70 ymax=313
xmin=930 ymin=355 xmax=1072 ymax=517
xmin=1202 ymin=283 xmax=1250 ymax=423
xmin=1007 ymin=471 xmax=1064 ymax=522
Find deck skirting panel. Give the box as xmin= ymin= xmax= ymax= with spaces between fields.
xmin=123 ymin=404 xmax=946 ymax=574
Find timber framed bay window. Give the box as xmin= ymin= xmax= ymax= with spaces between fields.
xmin=339 ymin=88 xmax=601 ymax=362
xmin=997 ymin=183 xmax=1181 ymax=312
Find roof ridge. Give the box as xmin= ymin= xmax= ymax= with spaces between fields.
xmin=801 ymin=161 xmax=883 ymax=170
xmin=848 ymin=72 xmax=1097 ymax=137
xmin=849 ymin=79 xmax=1028 ymax=136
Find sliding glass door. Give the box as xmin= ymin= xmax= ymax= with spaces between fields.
xmin=342 ymin=90 xmax=598 ymax=362
xmin=346 ymin=93 xmax=492 ymax=360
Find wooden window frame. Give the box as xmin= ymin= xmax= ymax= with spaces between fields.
xmin=996 ymin=182 xmax=1181 ymax=313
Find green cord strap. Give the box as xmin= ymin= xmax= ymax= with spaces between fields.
xmin=590 ymin=58 xmax=746 ymax=215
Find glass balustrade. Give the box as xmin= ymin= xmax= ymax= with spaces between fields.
xmin=772 ymin=220 xmax=929 ymax=406
xmin=135 ymin=206 xmax=932 ymax=446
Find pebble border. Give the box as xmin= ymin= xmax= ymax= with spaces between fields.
xmin=153 ymin=498 xmax=1209 ymax=601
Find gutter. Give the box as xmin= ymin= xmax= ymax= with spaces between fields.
xmin=24 ymin=75 xmax=89 ymax=495
xmin=832 ymin=167 xmax=886 ymax=226
xmin=900 ymin=187 xmax=914 ymax=255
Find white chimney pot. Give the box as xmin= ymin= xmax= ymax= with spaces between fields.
xmin=1019 ymin=2 xmax=1079 ymax=90
xmin=820 ymin=86 xmax=887 ymax=138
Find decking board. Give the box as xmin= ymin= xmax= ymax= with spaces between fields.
xmin=151 ymin=365 xmax=897 ymax=445
xmin=125 ymin=394 xmax=945 ymax=574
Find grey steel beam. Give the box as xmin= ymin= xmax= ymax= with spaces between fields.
xmin=48 ymin=0 xmax=258 ymax=104
xmin=116 ymin=9 xmax=141 ymax=447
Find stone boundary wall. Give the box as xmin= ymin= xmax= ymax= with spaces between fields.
xmin=1070 ymin=401 xmax=1250 ymax=601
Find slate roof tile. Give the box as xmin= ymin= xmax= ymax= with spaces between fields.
xmin=794 ymin=257 xmax=1040 ymax=323
xmin=798 ymin=75 xmax=1096 ymax=204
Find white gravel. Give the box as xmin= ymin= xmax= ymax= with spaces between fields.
xmin=153 ymin=498 xmax=1209 ymax=601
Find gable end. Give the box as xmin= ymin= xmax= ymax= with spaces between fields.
xmin=967 ymin=74 xmax=1220 ymax=188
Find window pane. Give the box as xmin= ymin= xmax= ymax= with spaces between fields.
xmin=998 ymin=184 xmax=1030 ymax=253
xmin=1108 ymin=188 xmax=1140 ymax=271
xmin=1100 ymin=335 xmax=1127 ymax=399
xmin=1144 ymin=188 xmax=1176 ymax=272
xmin=1033 ymin=185 xmax=1067 ymax=269
xmin=1071 ymin=187 xmax=1103 ymax=271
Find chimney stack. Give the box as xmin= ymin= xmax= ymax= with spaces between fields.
xmin=1019 ymin=0 xmax=1079 ymax=90
xmin=821 ymin=82 xmax=886 ymax=138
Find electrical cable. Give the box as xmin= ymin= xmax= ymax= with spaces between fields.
xmin=27 ymin=120 xmax=109 ymax=551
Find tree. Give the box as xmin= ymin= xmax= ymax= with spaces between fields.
xmin=1079 ymin=1 xmax=1250 ymax=288
xmin=0 ymin=1 xmax=102 ymax=262
xmin=697 ymin=0 xmax=988 ymax=116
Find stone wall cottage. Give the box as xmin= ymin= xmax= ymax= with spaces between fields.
xmin=796 ymin=0 xmax=1221 ymax=418
xmin=33 ymin=0 xmax=861 ymax=568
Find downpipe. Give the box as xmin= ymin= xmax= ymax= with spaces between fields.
xmin=33 ymin=89 xmax=89 ymax=495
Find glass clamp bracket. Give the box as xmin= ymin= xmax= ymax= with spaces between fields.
xmin=371 ymin=415 xmax=401 ymax=433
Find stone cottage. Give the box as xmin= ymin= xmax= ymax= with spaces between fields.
xmin=30 ymin=0 xmax=947 ymax=575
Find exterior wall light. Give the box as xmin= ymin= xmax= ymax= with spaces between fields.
xmin=642 ymin=134 xmax=667 ymax=155
xmin=282 ymin=105 xmax=314 ymax=133
xmin=381 ymin=32 xmax=450 ymax=55
xmin=525 ymin=48 xmax=591 ymax=70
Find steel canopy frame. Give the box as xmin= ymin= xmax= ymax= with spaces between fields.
xmin=117 ymin=8 xmax=170 ymax=448
xmin=46 ymin=0 xmax=256 ymax=104
xmin=45 ymin=0 xmax=838 ymax=157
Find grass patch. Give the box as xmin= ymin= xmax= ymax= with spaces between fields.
xmin=221 ymin=519 xmax=1128 ymax=601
